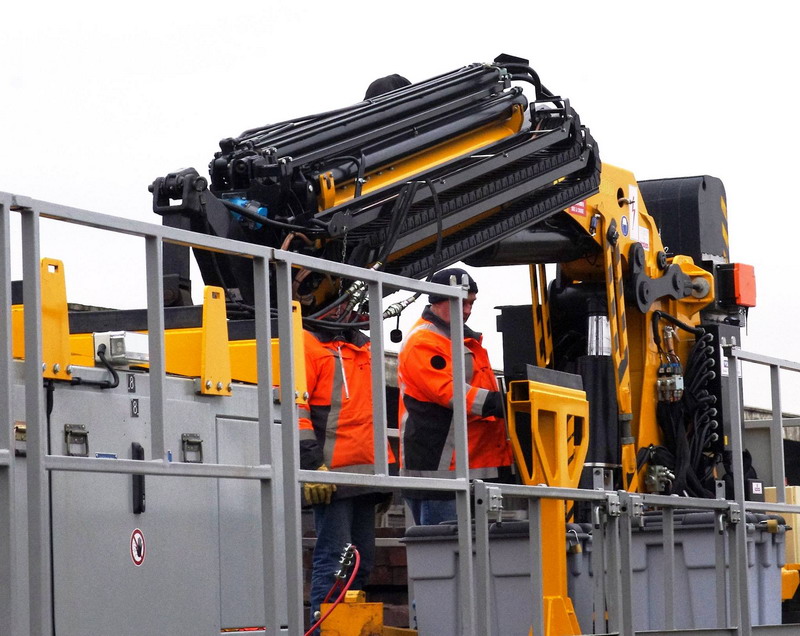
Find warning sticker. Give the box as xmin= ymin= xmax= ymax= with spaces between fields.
xmin=568 ymin=200 xmax=586 ymax=216
xmin=627 ymin=185 xmax=650 ymax=251
xmin=130 ymin=528 xmax=146 ymax=567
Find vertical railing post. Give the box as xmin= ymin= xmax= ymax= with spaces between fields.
xmin=769 ymin=364 xmax=786 ymax=501
xmin=368 ymin=280 xmax=389 ymax=475
xmin=274 ymin=258 xmax=305 ymax=633
xmin=21 ymin=207 xmax=52 ymax=635
xmin=253 ymin=254 xmax=282 ymax=632
xmin=605 ymin=497 xmax=623 ymax=634
xmin=0 ymin=197 xmax=17 ymax=634
xmin=617 ymin=492 xmax=636 ymax=635
xmin=144 ymin=235 xmax=166 ymax=463
xmin=449 ymin=292 xmax=476 ymax=635
xmin=473 ymin=480 xmax=493 ymax=635
xmin=724 ymin=343 xmax=752 ymax=635
xmin=662 ymin=506 xmax=675 ymax=629
xmin=715 ymin=510 xmax=729 ymax=627
xmin=591 ymin=503 xmax=607 ymax=634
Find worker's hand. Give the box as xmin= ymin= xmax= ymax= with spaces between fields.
xmin=482 ymin=391 xmax=505 ymax=418
xmin=303 ymin=465 xmax=337 ymax=505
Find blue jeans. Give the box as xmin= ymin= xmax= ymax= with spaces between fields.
xmin=405 ymin=497 xmax=458 ymax=525
xmin=309 ymin=495 xmax=376 ymax=633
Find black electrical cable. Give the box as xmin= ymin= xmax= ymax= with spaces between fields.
xmin=96 ymin=344 xmax=120 ymax=389
xmin=70 ymin=344 xmax=120 ymax=389
xmin=651 ymin=311 xmax=705 ymax=349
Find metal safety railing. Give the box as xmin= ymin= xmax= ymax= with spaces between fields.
xmin=3 ymin=191 xmax=800 ymax=635
xmin=0 ymin=191 xmax=476 ymax=635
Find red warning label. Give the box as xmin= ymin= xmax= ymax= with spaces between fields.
xmin=130 ymin=528 xmax=146 ymax=567
xmin=568 ymin=200 xmax=586 ymax=216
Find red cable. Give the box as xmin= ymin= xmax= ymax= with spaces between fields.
xmin=304 ymin=547 xmax=361 ymax=636
xmin=321 ymin=579 xmax=342 ymax=605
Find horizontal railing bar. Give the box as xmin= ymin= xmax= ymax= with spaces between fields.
xmin=732 ymin=348 xmax=800 ymax=373
xmin=45 ymin=455 xmax=274 ymax=480
xmin=745 ymin=418 xmax=800 ymax=429
xmin=6 ymin=193 xmax=468 ymax=303
xmin=745 ymin=500 xmax=800 ymax=515
xmin=474 ymin=482 xmax=610 ymax=503
xmin=272 ymin=249 xmax=468 ymax=299
xmin=297 ymin=469 xmax=472 ymax=492
xmin=634 ymin=492 xmax=733 ymax=511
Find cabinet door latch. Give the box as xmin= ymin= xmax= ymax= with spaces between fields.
xmin=181 ymin=433 xmax=203 ymax=463
xmin=64 ymin=424 xmax=89 ymax=457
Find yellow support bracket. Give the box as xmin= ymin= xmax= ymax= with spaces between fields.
xmin=508 ymin=378 xmax=589 ymax=636
xmin=198 ymin=286 xmax=232 ymax=396
xmin=11 ymin=258 xmax=72 ymax=381
xmin=320 ymin=592 xmax=383 ymax=636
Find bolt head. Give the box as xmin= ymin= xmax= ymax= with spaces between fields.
xmin=205 ymin=380 xmax=212 ymax=389
xmin=216 ymin=382 xmax=223 ymax=391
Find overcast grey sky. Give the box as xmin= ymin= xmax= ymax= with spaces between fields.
xmin=2 ymin=1 xmax=797 ymax=409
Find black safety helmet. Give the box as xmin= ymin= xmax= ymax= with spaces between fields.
xmin=428 ymin=268 xmax=478 ymax=304
xmin=364 ymin=74 xmax=411 ymax=99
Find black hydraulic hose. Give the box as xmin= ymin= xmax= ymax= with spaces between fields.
xmin=221 ymin=199 xmax=327 ymax=234
xmin=651 ymin=311 xmax=705 ymax=349
xmin=360 ymin=180 xmax=418 ymax=267
xmin=424 ymin=178 xmax=444 ymax=281
xmin=685 ymin=345 xmax=715 ymax=377
xmin=302 ymin=316 xmax=369 ymax=332
xmin=236 ymin=103 xmax=368 ymax=140
xmin=243 ymin=65 xmax=493 ymax=154
xmin=307 ymin=289 xmax=355 ymax=321
xmin=304 ymin=183 xmax=419 ymax=323
xmin=499 ymin=62 xmax=553 ymax=98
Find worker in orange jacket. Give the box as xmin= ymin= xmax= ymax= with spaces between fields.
xmin=298 ymin=327 xmax=393 ymax=629
xmin=398 ymin=268 xmax=513 ymax=525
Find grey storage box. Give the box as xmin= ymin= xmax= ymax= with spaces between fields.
xmin=402 ymin=521 xmax=590 ymax=635
xmin=404 ymin=513 xmax=786 ymax=635
xmin=615 ymin=511 xmax=785 ymax=631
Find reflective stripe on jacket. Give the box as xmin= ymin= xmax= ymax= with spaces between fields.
xmin=398 ymin=307 xmax=512 ymax=478
xmin=298 ymin=329 xmax=395 ymax=472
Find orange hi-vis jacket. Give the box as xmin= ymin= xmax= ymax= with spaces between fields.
xmin=398 ymin=307 xmax=512 ymax=480
xmin=298 ymin=329 xmax=395 ymax=476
